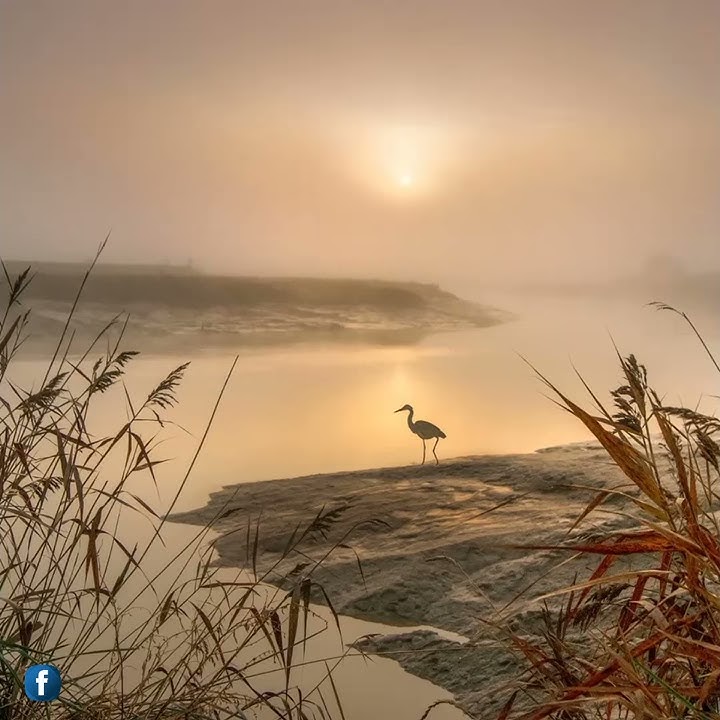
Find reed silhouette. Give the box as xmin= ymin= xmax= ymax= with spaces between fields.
xmin=0 ymin=245 xmax=361 ymax=719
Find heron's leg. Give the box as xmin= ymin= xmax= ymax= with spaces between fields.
xmin=421 ymin=439 xmax=426 ymax=465
xmin=432 ymin=437 xmax=440 ymax=465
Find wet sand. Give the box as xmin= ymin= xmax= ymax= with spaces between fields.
xmin=171 ymin=442 xmax=641 ymax=718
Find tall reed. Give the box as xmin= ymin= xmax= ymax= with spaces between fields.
xmin=501 ymin=306 xmax=720 ymax=719
xmin=0 ymin=250 xmax=350 ymax=719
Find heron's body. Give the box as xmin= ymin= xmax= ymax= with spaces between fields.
xmin=395 ymin=404 xmax=446 ymax=465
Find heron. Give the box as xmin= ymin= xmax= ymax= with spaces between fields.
xmin=394 ymin=404 xmax=446 ymax=465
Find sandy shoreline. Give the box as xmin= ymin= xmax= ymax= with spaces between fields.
xmin=170 ymin=443 xmax=639 ymax=718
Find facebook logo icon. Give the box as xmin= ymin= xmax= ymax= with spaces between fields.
xmin=24 ymin=664 xmax=62 ymax=701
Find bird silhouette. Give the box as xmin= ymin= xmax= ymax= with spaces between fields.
xmin=394 ymin=404 xmax=446 ymax=465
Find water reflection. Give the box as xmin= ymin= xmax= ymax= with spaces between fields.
xmin=117 ymin=292 xmax=717 ymax=513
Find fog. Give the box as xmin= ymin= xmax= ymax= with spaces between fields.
xmin=2 ymin=7 xmax=720 ymax=715
xmin=1 ymin=0 xmax=719 ymax=285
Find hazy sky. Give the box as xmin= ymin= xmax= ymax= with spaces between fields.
xmin=1 ymin=1 xmax=718 ymax=283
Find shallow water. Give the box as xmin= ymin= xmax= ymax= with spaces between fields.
xmin=93 ymin=289 xmax=718 ymax=514
xmin=8 ymin=289 xmax=719 ymax=719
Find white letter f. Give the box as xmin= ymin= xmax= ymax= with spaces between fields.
xmin=36 ymin=669 xmax=49 ymax=696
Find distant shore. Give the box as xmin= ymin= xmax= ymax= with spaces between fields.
xmin=170 ymin=442 xmax=640 ymax=718
xmin=5 ymin=268 xmax=512 ymax=354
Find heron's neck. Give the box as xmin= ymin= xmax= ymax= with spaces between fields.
xmin=406 ymin=409 xmax=415 ymax=430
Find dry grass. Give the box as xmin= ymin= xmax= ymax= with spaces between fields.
xmin=500 ymin=305 xmax=720 ymax=719
xmin=0 ymin=247 xmax=353 ymax=719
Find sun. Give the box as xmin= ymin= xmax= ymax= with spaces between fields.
xmin=398 ymin=172 xmax=414 ymax=188
xmin=344 ymin=121 xmax=452 ymax=199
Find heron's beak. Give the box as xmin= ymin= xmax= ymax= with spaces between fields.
xmin=394 ymin=407 xmax=403 ymax=413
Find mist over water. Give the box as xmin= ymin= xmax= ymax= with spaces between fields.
xmin=12 ymin=281 xmax=717 ymax=509
xmin=175 ymin=286 xmax=717 ymax=499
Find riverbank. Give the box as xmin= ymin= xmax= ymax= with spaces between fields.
xmin=5 ymin=266 xmax=512 ymax=353
xmin=170 ymin=442 xmax=642 ymax=718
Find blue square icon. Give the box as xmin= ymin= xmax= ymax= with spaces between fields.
xmin=24 ymin=664 xmax=62 ymax=701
